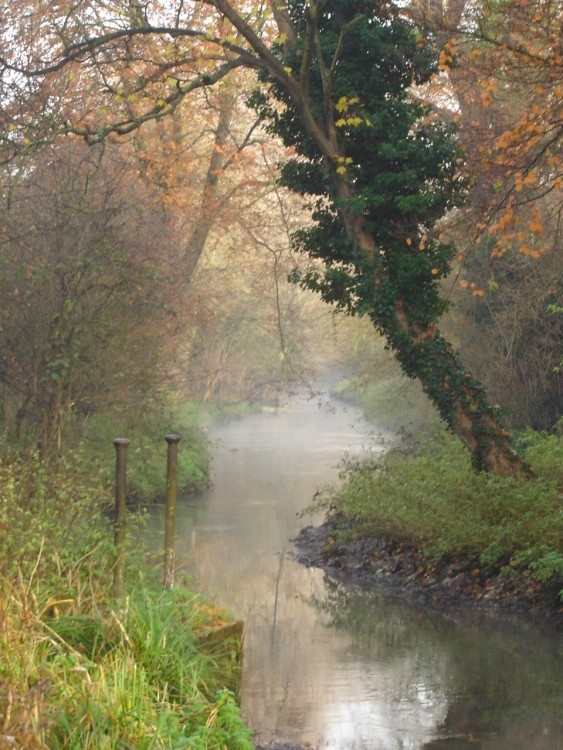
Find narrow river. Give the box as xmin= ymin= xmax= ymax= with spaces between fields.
xmin=145 ymin=391 xmax=561 ymax=750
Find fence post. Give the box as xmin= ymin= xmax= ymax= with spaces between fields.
xmin=164 ymin=434 xmax=181 ymax=589
xmin=113 ymin=438 xmax=130 ymax=599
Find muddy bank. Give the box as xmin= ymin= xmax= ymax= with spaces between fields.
xmin=293 ymin=520 xmax=563 ymax=629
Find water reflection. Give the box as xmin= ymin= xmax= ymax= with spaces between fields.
xmin=143 ymin=393 xmax=562 ymax=749
xmin=313 ymin=582 xmax=561 ymax=749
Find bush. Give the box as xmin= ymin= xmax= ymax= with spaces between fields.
xmin=312 ymin=425 xmax=562 ymax=591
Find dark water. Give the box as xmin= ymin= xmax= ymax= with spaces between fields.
xmin=145 ymin=392 xmax=562 ymax=750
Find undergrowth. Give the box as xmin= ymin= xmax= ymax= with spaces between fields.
xmin=69 ymin=399 xmax=212 ymax=501
xmin=309 ymin=424 xmax=563 ymax=597
xmin=0 ymin=447 xmax=252 ymax=749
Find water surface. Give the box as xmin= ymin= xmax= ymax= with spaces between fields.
xmin=146 ymin=392 xmax=562 ymax=749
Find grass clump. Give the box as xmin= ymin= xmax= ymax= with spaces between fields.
xmin=45 ymin=588 xmax=248 ymax=749
xmin=1 ymin=584 xmax=250 ymax=749
xmin=0 ymin=446 xmax=252 ymax=749
xmin=311 ymin=425 xmax=563 ymax=596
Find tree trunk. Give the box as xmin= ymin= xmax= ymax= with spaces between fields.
xmin=182 ymin=90 xmax=236 ymax=280
xmin=385 ymin=306 xmax=534 ymax=478
xmin=337 ymin=191 xmax=533 ymax=478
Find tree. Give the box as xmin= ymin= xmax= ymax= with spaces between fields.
xmin=0 ymin=140 xmax=178 ymax=458
xmin=0 ymin=0 xmax=537 ymax=476
xmin=447 ymin=242 xmax=562 ymax=431
xmin=407 ymin=0 xmax=562 ymax=430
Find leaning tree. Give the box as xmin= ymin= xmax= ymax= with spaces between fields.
xmin=0 ymin=0 xmax=538 ymax=476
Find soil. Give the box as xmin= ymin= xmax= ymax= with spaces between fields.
xmin=293 ymin=519 xmax=563 ymax=629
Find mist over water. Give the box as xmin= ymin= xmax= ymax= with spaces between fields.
xmin=145 ymin=390 xmax=562 ymax=750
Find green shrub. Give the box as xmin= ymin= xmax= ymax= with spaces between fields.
xmin=312 ymin=425 xmax=562 ymax=590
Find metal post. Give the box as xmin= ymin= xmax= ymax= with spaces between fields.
xmin=163 ymin=434 xmax=181 ymax=589
xmin=113 ymin=438 xmax=130 ymax=599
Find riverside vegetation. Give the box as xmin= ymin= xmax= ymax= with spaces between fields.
xmin=0 ymin=441 xmax=253 ymax=749
xmin=302 ymin=422 xmax=563 ymax=622
xmin=1 ymin=408 xmax=561 ymax=748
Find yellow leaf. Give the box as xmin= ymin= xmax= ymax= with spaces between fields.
xmin=335 ymin=96 xmax=348 ymax=112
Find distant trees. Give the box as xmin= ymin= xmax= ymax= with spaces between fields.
xmin=0 ymin=87 xmax=322 ymax=455
xmin=0 ymin=0 xmax=559 ymax=472
xmin=448 ymin=244 xmax=561 ymax=431
xmin=409 ymin=0 xmax=562 ymax=430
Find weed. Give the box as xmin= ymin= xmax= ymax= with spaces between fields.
xmin=0 ymin=445 xmax=252 ymax=749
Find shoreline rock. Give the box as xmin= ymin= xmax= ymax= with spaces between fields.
xmin=293 ymin=521 xmax=563 ymax=629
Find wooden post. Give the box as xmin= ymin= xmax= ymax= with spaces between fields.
xmin=113 ymin=438 xmax=130 ymax=599
xmin=163 ymin=434 xmax=181 ymax=589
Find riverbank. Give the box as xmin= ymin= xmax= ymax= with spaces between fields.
xmin=0 ymin=447 xmax=252 ymax=749
xmin=293 ymin=425 xmax=562 ymax=630
xmin=294 ymin=521 xmax=563 ymax=628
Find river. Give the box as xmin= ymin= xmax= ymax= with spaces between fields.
xmin=145 ymin=390 xmax=562 ymax=750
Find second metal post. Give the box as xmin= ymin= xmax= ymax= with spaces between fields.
xmin=163 ymin=434 xmax=181 ymax=589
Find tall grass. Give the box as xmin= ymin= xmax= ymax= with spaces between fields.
xmin=1 ymin=582 xmax=250 ymax=749
xmin=0 ymin=447 xmax=253 ymax=749
xmin=311 ymin=425 xmax=563 ymax=593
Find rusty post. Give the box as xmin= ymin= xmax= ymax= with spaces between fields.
xmin=163 ymin=434 xmax=181 ymax=589
xmin=113 ymin=438 xmax=130 ymax=599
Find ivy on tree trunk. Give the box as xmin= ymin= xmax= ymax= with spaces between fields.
xmin=249 ymin=0 xmax=531 ymax=477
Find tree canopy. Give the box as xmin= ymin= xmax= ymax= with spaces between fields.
xmin=1 ymin=0 xmax=559 ymax=475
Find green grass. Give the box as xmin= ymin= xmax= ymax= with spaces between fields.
xmin=68 ymin=399 xmax=212 ymax=501
xmin=309 ymin=424 xmax=563 ymax=594
xmin=0 ymin=446 xmax=253 ymax=749
xmin=1 ymin=583 xmax=251 ymax=749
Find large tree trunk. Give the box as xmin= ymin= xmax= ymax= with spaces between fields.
xmin=387 ymin=312 xmax=533 ymax=477
xmin=338 ymin=192 xmax=533 ymax=479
